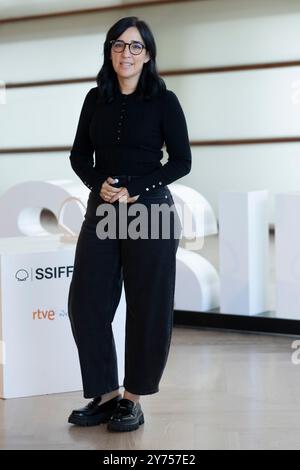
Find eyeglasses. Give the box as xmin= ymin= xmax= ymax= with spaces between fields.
xmin=109 ymin=39 xmax=146 ymax=55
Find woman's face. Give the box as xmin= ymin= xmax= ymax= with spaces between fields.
xmin=110 ymin=26 xmax=150 ymax=84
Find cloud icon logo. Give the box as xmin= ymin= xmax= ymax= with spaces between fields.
xmin=15 ymin=269 xmax=29 ymax=281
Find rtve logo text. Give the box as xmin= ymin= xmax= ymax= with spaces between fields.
xmin=32 ymin=309 xmax=68 ymax=321
xmin=15 ymin=265 xmax=73 ymax=282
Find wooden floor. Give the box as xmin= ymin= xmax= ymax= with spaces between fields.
xmin=1 ymin=327 xmax=300 ymax=450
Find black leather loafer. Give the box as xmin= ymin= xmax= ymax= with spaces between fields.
xmin=68 ymin=394 xmax=122 ymax=426
xmin=107 ymin=398 xmax=144 ymax=432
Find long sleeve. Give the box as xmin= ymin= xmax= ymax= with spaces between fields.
xmin=125 ymin=90 xmax=192 ymax=197
xmin=69 ymin=88 xmax=109 ymax=194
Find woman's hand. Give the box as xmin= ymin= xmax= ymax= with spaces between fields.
xmin=100 ymin=177 xmax=140 ymax=203
xmin=110 ymin=187 xmax=140 ymax=204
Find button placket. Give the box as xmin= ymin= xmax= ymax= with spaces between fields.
xmin=117 ymin=96 xmax=127 ymax=144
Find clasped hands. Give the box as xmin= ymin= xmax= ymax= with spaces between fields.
xmin=100 ymin=177 xmax=140 ymax=204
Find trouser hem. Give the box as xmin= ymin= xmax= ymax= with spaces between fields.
xmin=123 ymin=385 xmax=159 ymax=396
xmin=83 ymin=384 xmax=121 ymax=399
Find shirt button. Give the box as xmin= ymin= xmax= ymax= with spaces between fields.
xmin=152 ymin=184 xmax=155 ymax=188
xmin=146 ymin=187 xmax=149 ymax=191
xmin=159 ymin=181 xmax=162 ymax=185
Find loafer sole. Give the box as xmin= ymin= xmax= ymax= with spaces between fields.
xmin=68 ymin=410 xmax=114 ymax=426
xmin=107 ymin=412 xmax=145 ymax=432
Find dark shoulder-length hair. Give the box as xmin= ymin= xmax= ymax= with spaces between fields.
xmin=96 ymin=16 xmax=166 ymax=103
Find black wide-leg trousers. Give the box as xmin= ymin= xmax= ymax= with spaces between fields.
xmin=67 ymin=175 xmax=181 ymax=398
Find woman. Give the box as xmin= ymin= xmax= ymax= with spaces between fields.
xmin=67 ymin=16 xmax=191 ymax=433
